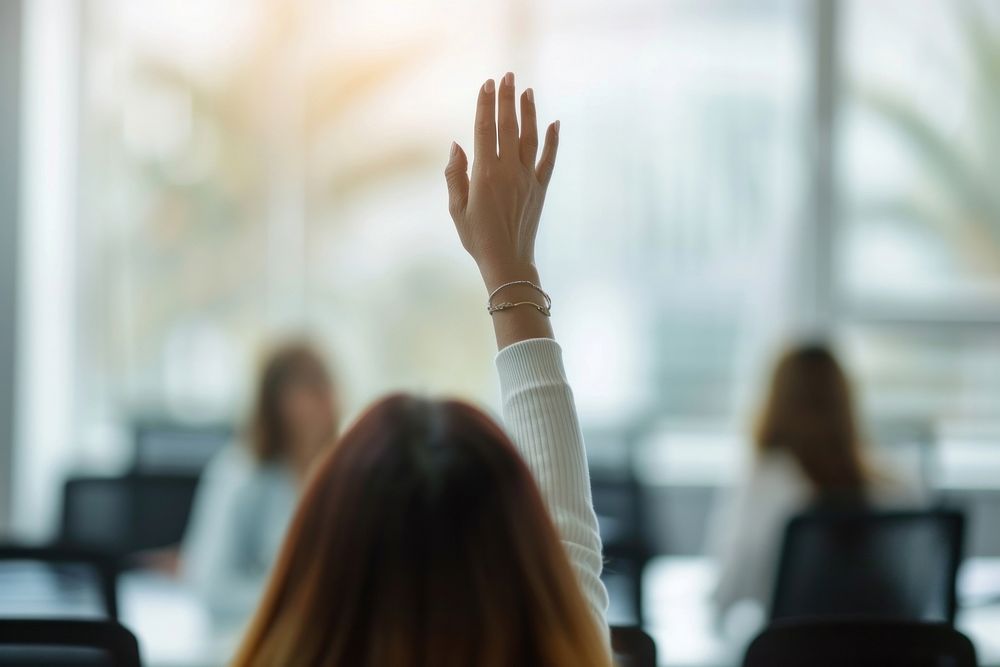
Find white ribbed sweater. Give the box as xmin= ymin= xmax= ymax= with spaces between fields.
xmin=495 ymin=338 xmax=610 ymax=638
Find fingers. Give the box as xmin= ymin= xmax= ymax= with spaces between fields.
xmin=474 ymin=79 xmax=497 ymax=162
xmin=444 ymin=141 xmax=469 ymax=217
xmin=519 ymin=88 xmax=538 ymax=169
xmin=473 ymin=74 xmax=553 ymax=178
xmin=536 ymin=120 xmax=560 ymax=187
xmin=497 ymin=72 xmax=519 ymax=160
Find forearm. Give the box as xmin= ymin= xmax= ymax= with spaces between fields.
xmin=496 ymin=339 xmax=609 ymax=632
xmin=480 ymin=262 xmax=554 ymax=350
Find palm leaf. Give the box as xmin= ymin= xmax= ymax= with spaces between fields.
xmin=853 ymin=196 xmax=1000 ymax=271
xmin=857 ymin=86 xmax=1000 ymax=245
xmin=956 ymin=0 xmax=1000 ymax=171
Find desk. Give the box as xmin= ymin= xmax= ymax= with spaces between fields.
xmin=119 ymin=573 xmax=235 ymax=667
xmin=115 ymin=559 xmax=1000 ymax=667
xmin=0 ymin=561 xmax=107 ymax=619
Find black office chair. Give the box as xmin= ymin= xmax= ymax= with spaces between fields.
xmin=60 ymin=474 xmax=201 ymax=558
xmin=742 ymin=619 xmax=977 ymax=667
xmin=771 ymin=508 xmax=964 ymax=623
xmin=611 ymin=626 xmax=656 ymax=667
xmin=592 ymin=471 xmax=653 ymax=624
xmin=131 ymin=420 xmax=232 ymax=474
xmin=0 ymin=619 xmax=141 ymax=667
xmin=0 ymin=546 xmax=120 ymax=620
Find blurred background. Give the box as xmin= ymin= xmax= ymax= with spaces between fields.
xmin=1 ymin=0 xmax=1000 ymax=665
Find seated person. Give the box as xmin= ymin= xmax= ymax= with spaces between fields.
xmin=181 ymin=340 xmax=340 ymax=629
xmin=707 ymin=344 xmax=918 ymax=621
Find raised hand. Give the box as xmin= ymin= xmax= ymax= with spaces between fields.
xmin=445 ymin=72 xmax=560 ymax=293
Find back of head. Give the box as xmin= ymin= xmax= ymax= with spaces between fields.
xmin=233 ymin=394 xmax=607 ymax=667
xmin=755 ymin=344 xmax=872 ymax=494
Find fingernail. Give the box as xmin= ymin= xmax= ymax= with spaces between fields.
xmin=503 ymin=72 xmax=514 ymax=87
xmin=484 ymin=79 xmax=495 ymax=94
xmin=553 ymin=120 xmax=561 ymax=135
xmin=450 ymin=141 xmax=458 ymax=157
xmin=526 ymin=88 xmax=534 ymax=103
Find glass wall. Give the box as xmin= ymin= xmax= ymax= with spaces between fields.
xmin=534 ymin=0 xmax=807 ymax=426
xmin=74 ymin=0 xmax=510 ymax=465
xmin=71 ymin=0 xmax=808 ymax=467
xmin=18 ymin=0 xmax=1000 ymax=525
xmin=839 ymin=0 xmax=1000 ymax=449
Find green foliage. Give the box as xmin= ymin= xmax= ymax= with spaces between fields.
xmin=854 ymin=0 xmax=1000 ymax=271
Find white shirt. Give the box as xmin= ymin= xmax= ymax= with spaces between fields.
xmin=180 ymin=445 xmax=298 ymax=629
xmin=707 ymin=448 xmax=921 ymax=619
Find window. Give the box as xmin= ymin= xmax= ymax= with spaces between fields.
xmin=74 ymin=0 xmax=511 ymax=464
xmin=534 ymin=0 xmax=808 ymax=425
xmin=838 ymin=0 xmax=1000 ymax=432
xmin=839 ymin=0 xmax=1000 ymax=310
xmin=72 ymin=0 xmax=809 ymax=463
xmin=17 ymin=0 xmax=1000 ymax=534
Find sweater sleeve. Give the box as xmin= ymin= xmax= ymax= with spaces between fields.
xmin=495 ymin=338 xmax=610 ymax=637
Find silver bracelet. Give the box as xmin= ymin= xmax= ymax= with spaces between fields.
xmin=488 ymin=300 xmax=552 ymax=317
xmin=487 ymin=280 xmax=552 ymax=310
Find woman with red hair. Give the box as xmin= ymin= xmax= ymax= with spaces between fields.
xmin=233 ymin=72 xmax=611 ymax=666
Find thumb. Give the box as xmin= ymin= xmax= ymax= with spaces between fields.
xmin=444 ymin=141 xmax=470 ymax=217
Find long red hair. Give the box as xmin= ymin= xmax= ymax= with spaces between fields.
xmin=233 ymin=394 xmax=609 ymax=666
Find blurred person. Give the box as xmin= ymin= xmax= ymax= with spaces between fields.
xmin=708 ymin=344 xmax=914 ymax=621
xmin=181 ymin=340 xmax=340 ymax=628
xmin=232 ymin=73 xmax=611 ymax=666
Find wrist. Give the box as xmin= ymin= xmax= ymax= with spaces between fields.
xmin=477 ymin=261 xmax=540 ymax=292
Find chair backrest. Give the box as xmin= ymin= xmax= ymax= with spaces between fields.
xmin=61 ymin=474 xmax=201 ymax=557
xmin=591 ymin=470 xmax=648 ymax=552
xmin=131 ymin=420 xmax=232 ymax=474
xmin=0 ymin=619 xmax=140 ymax=667
xmin=610 ymin=626 xmax=656 ymax=667
xmin=128 ymin=475 xmax=202 ymax=552
xmin=0 ymin=546 xmax=119 ymax=620
xmin=771 ymin=508 xmax=964 ymax=623
xmin=592 ymin=471 xmax=652 ymax=623
xmin=743 ymin=619 xmax=977 ymax=667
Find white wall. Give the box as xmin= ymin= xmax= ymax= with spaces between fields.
xmin=13 ymin=0 xmax=79 ymax=540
